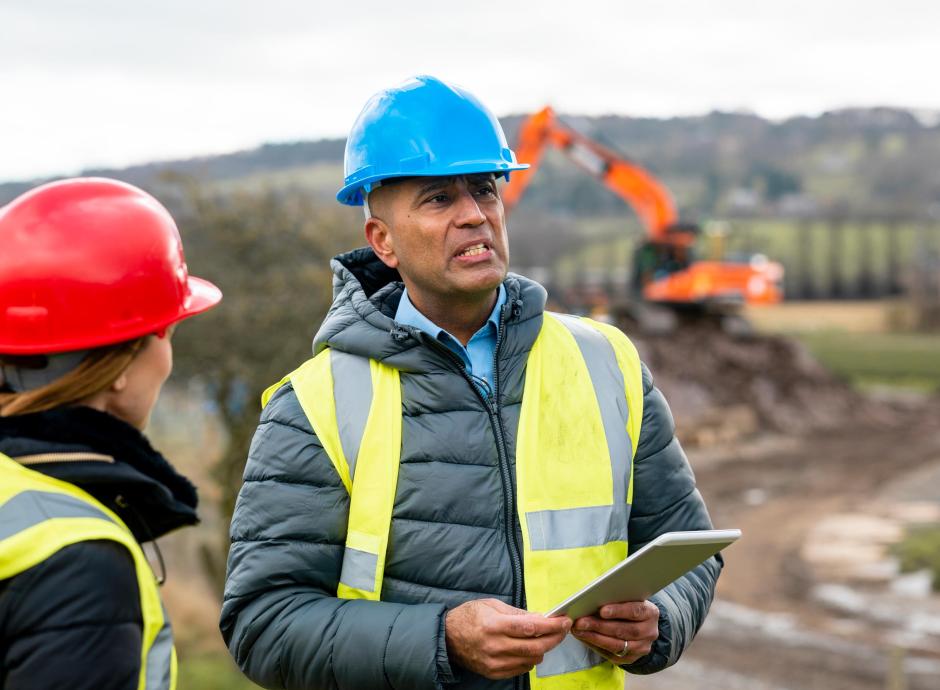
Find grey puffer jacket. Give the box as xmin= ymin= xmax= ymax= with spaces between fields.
xmin=221 ymin=248 xmax=721 ymax=690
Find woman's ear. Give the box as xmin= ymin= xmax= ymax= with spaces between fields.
xmin=110 ymin=371 xmax=128 ymax=393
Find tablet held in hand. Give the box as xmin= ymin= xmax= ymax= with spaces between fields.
xmin=546 ymin=529 xmax=741 ymax=620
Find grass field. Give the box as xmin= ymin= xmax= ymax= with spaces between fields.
xmin=177 ymin=653 xmax=262 ymax=690
xmin=211 ymin=161 xmax=344 ymax=197
xmin=893 ymin=525 xmax=940 ymax=592
xmin=744 ymin=300 xmax=940 ymax=392
xmin=794 ymin=330 xmax=940 ymax=391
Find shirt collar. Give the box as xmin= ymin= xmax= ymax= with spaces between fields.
xmin=395 ymin=284 xmax=507 ymax=343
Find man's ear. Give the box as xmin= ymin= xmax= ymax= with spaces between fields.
xmin=365 ymin=217 xmax=399 ymax=269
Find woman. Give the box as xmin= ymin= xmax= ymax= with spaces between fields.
xmin=0 ymin=178 xmax=222 ymax=690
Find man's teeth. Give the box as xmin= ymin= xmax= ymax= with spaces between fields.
xmin=459 ymin=244 xmax=488 ymax=256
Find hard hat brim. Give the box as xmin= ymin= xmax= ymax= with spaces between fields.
xmin=337 ymin=161 xmax=530 ymax=206
xmin=179 ymin=275 xmax=223 ymax=321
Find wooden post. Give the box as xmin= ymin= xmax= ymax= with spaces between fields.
xmin=886 ymin=645 xmax=907 ymax=690
xmin=829 ymin=216 xmax=845 ymax=299
xmin=858 ymin=219 xmax=875 ymax=298
xmin=798 ymin=219 xmax=814 ymax=299
xmin=887 ymin=219 xmax=902 ymax=296
xmin=604 ymin=239 xmax=617 ymax=298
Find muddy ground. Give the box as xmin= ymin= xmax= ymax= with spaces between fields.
xmin=633 ymin=397 xmax=940 ymax=690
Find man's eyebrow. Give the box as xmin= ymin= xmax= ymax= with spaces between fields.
xmin=465 ymin=173 xmax=497 ymax=185
xmin=414 ymin=178 xmax=451 ymax=196
xmin=413 ymin=174 xmax=496 ymax=200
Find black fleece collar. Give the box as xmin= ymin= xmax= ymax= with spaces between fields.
xmin=0 ymin=407 xmax=198 ymax=540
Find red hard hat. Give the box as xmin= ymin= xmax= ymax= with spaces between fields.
xmin=0 ymin=177 xmax=222 ymax=355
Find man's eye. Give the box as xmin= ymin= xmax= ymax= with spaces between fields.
xmin=475 ymin=185 xmax=497 ymax=197
xmin=426 ymin=193 xmax=449 ymax=204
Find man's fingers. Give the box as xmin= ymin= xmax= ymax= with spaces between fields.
xmin=572 ymin=616 xmax=652 ymax=641
xmin=571 ymin=630 xmax=651 ymax=664
xmin=504 ymin=613 xmax=571 ymax=638
xmin=572 ymin=604 xmax=659 ymax=666
xmin=598 ymin=600 xmax=659 ymax=622
xmin=572 ymin=629 xmax=629 ymax=656
xmin=482 ymin=598 xmax=525 ymax=615
xmin=484 ymin=658 xmax=541 ymax=679
xmin=501 ymin=630 xmax=567 ymax=658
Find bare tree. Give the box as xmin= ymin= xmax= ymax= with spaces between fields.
xmin=163 ymin=176 xmax=360 ymax=587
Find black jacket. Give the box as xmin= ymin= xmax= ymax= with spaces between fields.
xmin=0 ymin=407 xmax=198 ymax=690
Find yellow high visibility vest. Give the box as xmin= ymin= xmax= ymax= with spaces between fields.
xmin=0 ymin=452 xmax=177 ymax=690
xmin=264 ymin=313 xmax=644 ymax=689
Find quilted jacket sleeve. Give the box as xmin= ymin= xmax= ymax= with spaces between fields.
xmin=220 ymin=383 xmax=451 ymax=690
xmin=622 ymin=363 xmax=722 ymax=675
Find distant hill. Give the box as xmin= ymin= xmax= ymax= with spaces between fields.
xmin=0 ymin=138 xmax=345 ymax=204
xmin=4 ymin=107 xmax=939 ymax=218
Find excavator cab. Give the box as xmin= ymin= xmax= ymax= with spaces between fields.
xmin=632 ymin=238 xmax=695 ymax=296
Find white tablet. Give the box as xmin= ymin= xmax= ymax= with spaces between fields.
xmin=545 ymin=529 xmax=741 ymax=619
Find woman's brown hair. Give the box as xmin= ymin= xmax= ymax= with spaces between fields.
xmin=0 ymin=338 xmax=146 ymax=417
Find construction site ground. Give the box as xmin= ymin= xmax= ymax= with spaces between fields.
xmin=626 ymin=307 xmax=940 ymax=690
xmin=633 ymin=401 xmax=940 ymax=690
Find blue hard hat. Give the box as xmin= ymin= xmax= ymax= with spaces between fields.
xmin=337 ymin=75 xmax=528 ymax=206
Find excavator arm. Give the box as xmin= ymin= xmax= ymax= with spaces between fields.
xmin=503 ymin=106 xmax=681 ymax=243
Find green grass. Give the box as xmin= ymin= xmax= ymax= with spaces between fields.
xmin=177 ymin=653 xmax=263 ymax=690
xmin=794 ymin=331 xmax=940 ymax=391
xmin=891 ymin=525 xmax=940 ymax=591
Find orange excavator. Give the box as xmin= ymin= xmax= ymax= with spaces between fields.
xmin=503 ymin=107 xmax=783 ymax=325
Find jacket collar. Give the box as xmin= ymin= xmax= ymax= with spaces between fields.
xmin=395 ymin=284 xmax=507 ymax=346
xmin=313 ymin=247 xmax=548 ymax=368
xmin=0 ymin=407 xmax=198 ymax=541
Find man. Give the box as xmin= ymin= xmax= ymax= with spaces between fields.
xmin=221 ymin=75 xmax=721 ymax=690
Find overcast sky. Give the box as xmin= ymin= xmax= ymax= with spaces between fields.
xmin=2 ymin=0 xmax=938 ymax=182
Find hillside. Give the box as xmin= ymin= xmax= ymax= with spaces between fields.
xmin=3 ymin=107 xmax=939 ymax=219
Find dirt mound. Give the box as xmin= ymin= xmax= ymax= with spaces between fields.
xmin=625 ymin=321 xmax=892 ymax=447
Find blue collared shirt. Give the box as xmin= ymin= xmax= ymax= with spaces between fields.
xmin=395 ymin=285 xmax=507 ymax=396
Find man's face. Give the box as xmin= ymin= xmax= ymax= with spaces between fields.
xmin=365 ymin=174 xmax=509 ymax=305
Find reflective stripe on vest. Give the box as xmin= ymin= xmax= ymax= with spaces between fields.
xmin=0 ymin=453 xmax=177 ymax=690
xmin=264 ymin=313 xmax=644 ymax=689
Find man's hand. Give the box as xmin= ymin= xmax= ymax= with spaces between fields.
xmin=571 ymin=600 xmax=659 ymax=665
xmin=445 ymin=598 xmax=572 ymax=679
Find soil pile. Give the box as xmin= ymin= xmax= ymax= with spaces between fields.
xmin=625 ymin=320 xmax=892 ymax=447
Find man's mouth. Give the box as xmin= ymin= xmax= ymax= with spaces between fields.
xmin=457 ymin=243 xmax=490 ymax=257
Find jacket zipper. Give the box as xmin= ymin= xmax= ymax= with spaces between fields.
xmin=488 ymin=301 xmax=526 ymax=613
xmin=399 ymin=298 xmax=527 ymax=690
xmin=488 ymin=298 xmax=526 ymax=690
xmin=401 ymin=300 xmax=525 ymax=612
xmin=13 ymin=451 xmax=115 ymax=465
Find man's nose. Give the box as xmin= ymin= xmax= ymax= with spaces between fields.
xmin=453 ymin=189 xmax=486 ymax=227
